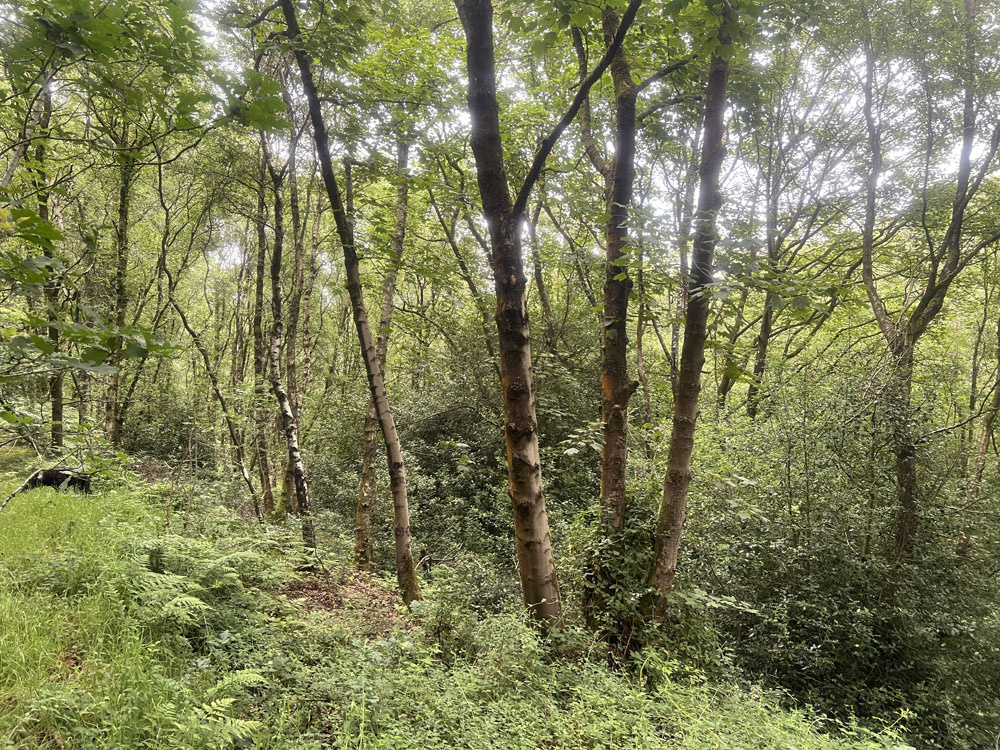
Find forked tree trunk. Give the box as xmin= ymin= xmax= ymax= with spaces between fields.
xmin=455 ymin=0 xmax=562 ymax=625
xmin=859 ymin=0 xmax=995 ymax=561
xmin=355 ymin=141 xmax=410 ymax=570
xmin=279 ymin=0 xmax=421 ymax=603
xmin=647 ymin=44 xmax=731 ymax=614
xmin=452 ymin=0 xmax=638 ymax=623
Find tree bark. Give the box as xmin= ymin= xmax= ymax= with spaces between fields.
xmin=279 ymin=0 xmax=421 ymax=603
xmin=746 ymin=292 xmax=773 ymax=418
xmin=281 ymin=111 xmax=307 ymax=513
xmin=355 ymin=140 xmax=410 ymax=571
xmin=647 ymin=42 xmax=731 ymax=612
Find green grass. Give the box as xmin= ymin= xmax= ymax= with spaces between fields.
xmin=0 ymin=450 xmax=912 ymax=749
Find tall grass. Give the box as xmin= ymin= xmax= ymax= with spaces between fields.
xmin=0 ymin=450 xmax=910 ymax=749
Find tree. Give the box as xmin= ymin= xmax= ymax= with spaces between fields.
xmin=262 ymin=128 xmax=316 ymax=547
xmin=858 ymin=0 xmax=1000 ymax=560
xmin=277 ymin=0 xmax=422 ymax=603
xmin=648 ymin=11 xmax=732 ymax=611
xmin=452 ymin=0 xmax=643 ymax=624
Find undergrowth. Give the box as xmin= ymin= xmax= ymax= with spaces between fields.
xmin=0 ymin=451 xmax=911 ymax=749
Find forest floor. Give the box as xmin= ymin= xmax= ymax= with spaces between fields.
xmin=0 ymin=449 xmax=911 ymax=749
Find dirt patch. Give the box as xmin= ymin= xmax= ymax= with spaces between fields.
xmin=281 ymin=572 xmax=413 ymax=638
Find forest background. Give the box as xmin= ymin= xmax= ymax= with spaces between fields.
xmin=1 ymin=0 xmax=999 ymax=746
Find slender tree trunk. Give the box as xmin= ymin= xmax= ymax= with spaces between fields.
xmin=262 ymin=134 xmax=315 ymax=548
xmin=671 ymin=129 xmax=701 ymax=400
xmin=715 ymin=285 xmax=751 ymax=410
xmin=300 ymin=191 xmax=321 ymax=405
xmin=355 ymin=141 xmax=410 ymax=570
xmin=253 ymin=160 xmax=275 ymax=515
xmin=962 ymin=318 xmax=1000 ymax=554
xmin=428 ymin=188 xmax=499 ymax=363
xmin=34 ymin=89 xmax=62 ymax=450
xmin=106 ymin=140 xmax=136 ymax=446
xmin=647 ymin=43 xmax=731 ymax=613
xmin=527 ymin=205 xmax=559 ymax=349
xmin=282 ymin=130 xmax=307 ymax=512
xmin=891 ymin=338 xmax=918 ymax=562
xmin=279 ymin=0 xmax=421 ymax=602
xmin=454 ymin=0 xmax=563 ymax=625
xmin=636 ymin=249 xmax=655 ymax=457
xmin=746 ymin=292 xmax=774 ymax=418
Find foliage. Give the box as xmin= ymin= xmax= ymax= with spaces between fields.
xmin=0 ymin=458 xmax=907 ymax=748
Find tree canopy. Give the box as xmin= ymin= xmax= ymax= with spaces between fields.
xmin=1 ymin=0 xmax=999 ymax=746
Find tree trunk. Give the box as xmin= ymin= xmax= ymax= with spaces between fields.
xmin=169 ymin=296 xmax=262 ymax=522
xmin=597 ymin=6 xmax=639 ymax=536
xmin=355 ymin=140 xmax=410 ymax=571
xmin=671 ymin=128 xmax=701 ymax=400
xmin=279 ymin=0 xmax=421 ymax=603
xmin=106 ymin=141 xmax=135 ymax=446
xmin=962 ymin=317 xmax=1000 ymax=554
xmin=262 ymin=133 xmax=315 ymax=548
xmin=858 ymin=0 xmax=994 ymax=562
xmin=647 ymin=43 xmax=731 ymax=613
xmin=635 ymin=251 xmax=655 ymax=458
xmin=428 ymin=188 xmax=499 ymax=363
xmin=891 ymin=339 xmax=918 ymax=562
xmin=253 ymin=160 xmax=275 ymax=515
xmin=454 ymin=0 xmax=562 ymax=625
xmin=282 ymin=124 xmax=307 ymax=512
xmin=746 ymin=292 xmax=774 ymax=418
xmin=34 ymin=88 xmax=62 ymax=450
xmin=970 ymin=318 xmax=1000 ymax=503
